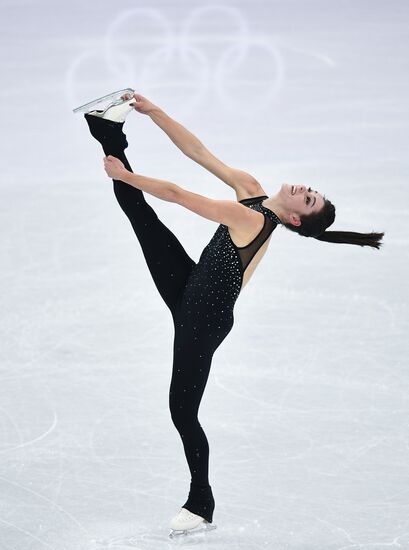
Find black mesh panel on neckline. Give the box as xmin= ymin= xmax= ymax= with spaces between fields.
xmin=239 ymin=195 xmax=268 ymax=206
xmin=236 ymin=195 xmax=276 ymax=272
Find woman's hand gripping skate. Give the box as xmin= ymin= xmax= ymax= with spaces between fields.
xmin=120 ymin=92 xmax=157 ymax=115
xmin=103 ymin=155 xmax=128 ymax=180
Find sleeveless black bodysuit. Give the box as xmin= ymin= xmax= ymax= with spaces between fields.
xmin=172 ymin=195 xmax=281 ymax=520
xmin=83 ymin=113 xmax=281 ymax=525
xmin=184 ymin=195 xmax=281 ymax=310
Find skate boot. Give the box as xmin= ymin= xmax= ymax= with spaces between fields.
xmin=169 ymin=507 xmax=217 ymax=539
xmin=73 ymin=88 xmax=136 ymax=122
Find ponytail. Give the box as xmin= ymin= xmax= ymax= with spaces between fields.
xmin=315 ymin=230 xmax=384 ymax=249
xmin=282 ymin=195 xmax=385 ymax=249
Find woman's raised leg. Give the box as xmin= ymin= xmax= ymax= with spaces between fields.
xmin=84 ymin=113 xmax=196 ymax=314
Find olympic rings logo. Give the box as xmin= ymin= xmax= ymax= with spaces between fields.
xmin=65 ymin=5 xmax=290 ymax=116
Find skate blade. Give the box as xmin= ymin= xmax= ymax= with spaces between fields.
xmin=72 ymin=88 xmax=135 ymax=114
xmin=169 ymin=522 xmax=217 ymax=540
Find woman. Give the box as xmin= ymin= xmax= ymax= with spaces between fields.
xmin=78 ymin=90 xmax=384 ymax=538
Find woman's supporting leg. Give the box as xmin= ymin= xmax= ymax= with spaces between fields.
xmin=168 ymin=301 xmax=234 ymax=523
xmin=168 ymin=343 xmax=216 ymax=523
xmin=84 ymin=113 xmax=196 ymax=313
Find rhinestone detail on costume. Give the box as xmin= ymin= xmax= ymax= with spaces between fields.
xmin=182 ymin=196 xmax=281 ymax=311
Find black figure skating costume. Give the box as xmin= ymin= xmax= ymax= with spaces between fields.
xmin=84 ymin=113 xmax=281 ymax=523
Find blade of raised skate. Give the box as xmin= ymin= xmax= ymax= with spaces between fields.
xmin=72 ymin=88 xmax=135 ymax=114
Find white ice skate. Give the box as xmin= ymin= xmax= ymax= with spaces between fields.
xmin=72 ymin=88 xmax=136 ymax=122
xmin=169 ymin=507 xmax=217 ymax=539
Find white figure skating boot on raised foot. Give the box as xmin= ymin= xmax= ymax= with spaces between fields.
xmin=72 ymin=88 xmax=136 ymax=122
xmin=169 ymin=507 xmax=217 ymax=539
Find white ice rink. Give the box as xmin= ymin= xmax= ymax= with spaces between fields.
xmin=1 ymin=0 xmax=408 ymax=548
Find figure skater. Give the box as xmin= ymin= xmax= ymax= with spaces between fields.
xmin=76 ymin=90 xmax=384 ymax=538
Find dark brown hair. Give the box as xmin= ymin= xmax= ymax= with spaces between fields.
xmin=282 ymin=197 xmax=384 ymax=249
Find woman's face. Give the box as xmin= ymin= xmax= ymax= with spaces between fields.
xmin=279 ymin=183 xmax=325 ymax=220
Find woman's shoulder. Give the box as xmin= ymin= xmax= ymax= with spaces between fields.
xmin=235 ymin=182 xmax=268 ymax=203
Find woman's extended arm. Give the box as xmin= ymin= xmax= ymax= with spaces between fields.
xmin=103 ymin=156 xmax=176 ymax=202
xmin=103 ymin=155 xmax=261 ymax=230
xmin=148 ymin=107 xmax=261 ymax=192
xmin=126 ymin=93 xmax=262 ymax=193
xmin=149 ymin=106 xmax=205 ymax=159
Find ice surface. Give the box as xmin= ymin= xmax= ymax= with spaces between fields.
xmin=0 ymin=0 xmax=408 ymax=548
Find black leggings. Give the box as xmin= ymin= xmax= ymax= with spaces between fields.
xmin=84 ymin=113 xmax=232 ymax=523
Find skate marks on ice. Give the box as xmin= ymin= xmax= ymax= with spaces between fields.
xmin=64 ymin=5 xmax=287 ymax=118
xmin=89 ymin=527 xmax=215 ymax=548
xmin=89 ymin=532 xmax=169 ymax=550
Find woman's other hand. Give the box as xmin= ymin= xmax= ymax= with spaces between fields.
xmin=103 ymin=155 xmax=128 ymax=180
xmin=120 ymin=92 xmax=157 ymax=115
